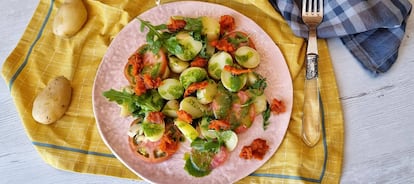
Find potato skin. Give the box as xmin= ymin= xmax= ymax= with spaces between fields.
xmin=32 ymin=76 xmax=72 ymax=124
xmin=53 ymin=0 xmax=88 ymax=38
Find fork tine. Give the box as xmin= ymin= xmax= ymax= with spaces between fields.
xmin=302 ymin=0 xmax=324 ymax=15
xmin=302 ymin=0 xmax=306 ymax=15
xmin=319 ymin=0 xmax=323 ymax=14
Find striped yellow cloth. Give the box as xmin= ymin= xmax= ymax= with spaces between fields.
xmin=2 ymin=0 xmax=343 ymax=183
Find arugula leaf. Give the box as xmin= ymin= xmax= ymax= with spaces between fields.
xmin=198 ymin=36 xmax=210 ymax=59
xmin=262 ymin=102 xmax=272 ymax=130
xmin=164 ymin=36 xmax=184 ymax=56
xmin=137 ymin=18 xmax=168 ymax=54
xmin=248 ymin=74 xmax=267 ymax=95
xmin=184 ymin=17 xmax=202 ymax=31
xmin=138 ymin=18 xmax=196 ymax=58
xmin=184 ymin=17 xmax=202 ymax=39
xmin=228 ymin=32 xmax=249 ymax=47
xmin=103 ymin=88 xmax=132 ymax=104
xmin=103 ymin=89 xmax=164 ymax=117
xmin=191 ymin=137 xmax=221 ymax=153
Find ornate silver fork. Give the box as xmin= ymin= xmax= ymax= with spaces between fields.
xmin=301 ymin=0 xmax=323 ymax=147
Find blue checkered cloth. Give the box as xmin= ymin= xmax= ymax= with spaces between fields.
xmin=269 ymin=0 xmax=412 ymax=74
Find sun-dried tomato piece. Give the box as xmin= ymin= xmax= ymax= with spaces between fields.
xmin=167 ymin=18 xmax=186 ymax=32
xmin=143 ymin=74 xmax=162 ymax=89
xmin=177 ymin=110 xmax=193 ymax=124
xmin=190 ymin=57 xmax=208 ymax=67
xmin=210 ymin=39 xmax=236 ymax=52
xmin=270 ymin=98 xmax=286 ymax=114
xmin=219 ymin=15 xmax=236 ymax=35
xmin=239 ymin=138 xmax=269 ymax=160
xmin=208 ymin=120 xmax=230 ymax=131
xmin=183 ymin=81 xmax=209 ymax=97
xmin=146 ymin=112 xmax=165 ymax=124
xmin=134 ymin=76 xmax=147 ymax=96
xmin=223 ymin=65 xmax=251 ymax=75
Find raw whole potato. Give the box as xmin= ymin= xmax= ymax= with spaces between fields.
xmin=53 ymin=0 xmax=88 ymax=37
xmin=32 ymin=76 xmax=72 ymax=124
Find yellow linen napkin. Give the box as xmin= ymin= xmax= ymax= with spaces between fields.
xmin=1 ymin=0 xmax=343 ymax=183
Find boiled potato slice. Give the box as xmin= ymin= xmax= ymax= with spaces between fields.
xmin=175 ymin=119 xmax=199 ymax=142
xmin=179 ymin=97 xmax=212 ymax=119
xmin=168 ymin=55 xmax=190 ymax=74
xmin=179 ymin=67 xmax=208 ymax=88
xmin=234 ymin=46 xmax=260 ymax=68
xmin=196 ymin=79 xmax=217 ymax=104
xmin=207 ymin=51 xmax=233 ymax=80
xmin=158 ymin=78 xmax=184 ymax=100
xmin=201 ymin=16 xmax=220 ymax=56
xmin=221 ymin=68 xmax=247 ymax=92
xmin=175 ymin=32 xmax=203 ymax=61
xmin=162 ymin=100 xmax=180 ymax=118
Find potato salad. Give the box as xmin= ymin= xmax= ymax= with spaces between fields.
xmin=103 ymin=15 xmax=286 ymax=177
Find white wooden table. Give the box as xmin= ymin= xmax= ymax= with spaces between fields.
xmin=1 ymin=1 xmax=413 ymax=183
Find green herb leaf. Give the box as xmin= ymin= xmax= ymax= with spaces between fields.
xmin=191 ymin=137 xmax=221 ymax=153
xmin=240 ymin=97 xmax=255 ymax=107
xmin=184 ymin=17 xmax=203 ymax=41
xmin=228 ymin=32 xmax=249 ymax=47
xmin=184 ymin=17 xmax=202 ymax=32
xmin=249 ymin=75 xmax=267 ymax=95
xmin=103 ymin=89 xmax=164 ymax=117
xmin=137 ymin=18 xmax=168 ymax=54
xmin=164 ymin=36 xmax=184 ymax=55
xmin=262 ymin=102 xmax=271 ymax=130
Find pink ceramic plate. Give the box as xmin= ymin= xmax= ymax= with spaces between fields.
xmin=93 ymin=1 xmax=293 ymax=183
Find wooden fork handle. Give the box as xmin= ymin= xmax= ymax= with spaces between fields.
xmin=302 ymin=54 xmax=321 ymax=147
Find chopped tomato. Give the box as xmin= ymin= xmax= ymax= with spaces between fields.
xmin=125 ymin=45 xmax=168 ymax=96
xmin=270 ymin=98 xmax=286 ymax=114
xmin=184 ymin=81 xmax=209 ymax=97
xmin=237 ymin=91 xmax=250 ymax=104
xmin=190 ymin=57 xmax=208 ymax=67
xmin=234 ymin=124 xmax=248 ymax=134
xmin=223 ymin=65 xmax=251 ymax=75
xmin=177 ymin=110 xmax=193 ymax=124
xmin=129 ymin=122 xmax=181 ymax=163
xmin=222 ymin=31 xmax=255 ymax=51
xmin=125 ymin=51 xmax=143 ymax=84
xmin=231 ymin=103 xmax=242 ymax=119
xmin=211 ymin=31 xmax=254 ymax=54
xmin=250 ymin=138 xmax=269 ymax=160
xmin=229 ymin=99 xmax=256 ymax=131
xmin=146 ymin=112 xmax=165 ymax=124
xmin=241 ymin=104 xmax=257 ymax=130
xmin=128 ymin=53 xmax=143 ymax=75
xmin=159 ymin=134 xmax=179 ymax=155
xmin=208 ymin=120 xmax=230 ymax=131
xmin=159 ymin=124 xmax=182 ymax=154
xmin=210 ymin=146 xmax=228 ymax=169
xmin=219 ymin=15 xmax=235 ymax=35
xmin=142 ymin=48 xmax=168 ymax=78
xmin=249 ymin=104 xmax=257 ymax=121
xmin=239 ymin=138 xmax=269 ymax=160
xmin=210 ymin=39 xmax=235 ymax=53
xmin=167 ymin=18 xmax=186 ymax=32
xmin=133 ymin=76 xmax=147 ymax=96
xmin=239 ymin=144 xmax=253 ymax=159
xmin=143 ymin=74 xmax=162 ymax=89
